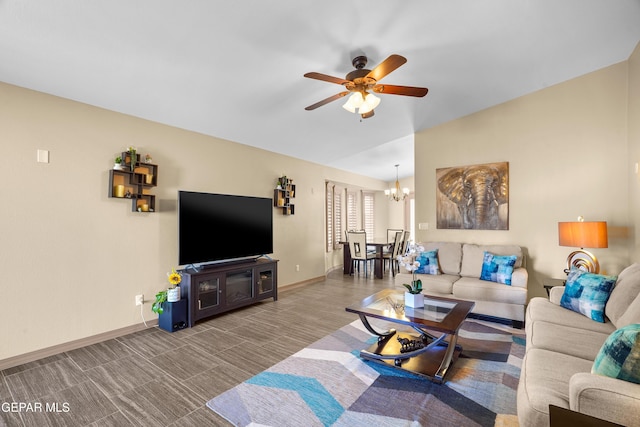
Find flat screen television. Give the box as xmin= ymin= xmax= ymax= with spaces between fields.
xmin=178 ymin=191 xmax=273 ymax=266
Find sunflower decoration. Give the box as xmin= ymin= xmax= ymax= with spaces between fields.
xmin=167 ymin=268 xmax=182 ymax=288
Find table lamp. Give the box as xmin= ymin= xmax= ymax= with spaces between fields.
xmin=558 ymin=217 xmax=608 ymax=274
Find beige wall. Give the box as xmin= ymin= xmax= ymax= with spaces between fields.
xmin=415 ymin=58 xmax=635 ymax=299
xmin=629 ymin=42 xmax=640 ymax=262
xmin=0 ymin=82 xmax=386 ymax=362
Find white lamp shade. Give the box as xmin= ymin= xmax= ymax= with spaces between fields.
xmin=342 ymin=92 xmax=364 ymax=113
xmin=358 ymin=93 xmax=380 ymax=115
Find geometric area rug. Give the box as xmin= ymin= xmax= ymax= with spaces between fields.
xmin=207 ymin=318 xmax=526 ymax=427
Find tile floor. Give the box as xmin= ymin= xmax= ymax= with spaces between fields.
xmin=1 ymin=269 xmax=393 ymax=426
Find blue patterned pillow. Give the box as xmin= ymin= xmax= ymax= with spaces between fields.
xmin=560 ymin=269 xmax=617 ymax=322
xmin=415 ymin=250 xmax=440 ymax=275
xmin=480 ymin=252 xmax=517 ymax=285
xmin=592 ymin=324 xmax=640 ymax=384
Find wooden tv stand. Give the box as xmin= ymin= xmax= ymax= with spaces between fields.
xmin=180 ymin=258 xmax=278 ymax=327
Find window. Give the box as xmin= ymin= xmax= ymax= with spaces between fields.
xmin=326 ymin=182 xmax=343 ymax=251
xmin=362 ymin=191 xmax=375 ymax=239
xmin=346 ymin=190 xmax=357 ymax=231
xmin=333 ymin=186 xmax=343 ymax=249
xmin=405 ymin=193 xmax=415 ymax=245
xmin=326 ymin=182 xmax=333 ymax=252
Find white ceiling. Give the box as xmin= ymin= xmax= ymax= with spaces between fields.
xmin=1 ymin=1 xmax=639 ymax=182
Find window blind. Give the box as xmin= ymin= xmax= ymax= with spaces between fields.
xmin=362 ymin=191 xmax=375 ymax=239
xmin=333 ymin=185 xmax=343 ymax=249
xmin=346 ymin=190 xmax=357 ymax=231
xmin=326 ymin=182 xmax=333 ymax=252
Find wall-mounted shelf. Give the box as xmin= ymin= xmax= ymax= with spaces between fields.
xmin=108 ymin=151 xmax=158 ymax=213
xmin=274 ymin=176 xmax=295 ymax=215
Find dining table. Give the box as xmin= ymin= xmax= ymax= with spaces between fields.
xmin=340 ymin=238 xmax=392 ymax=279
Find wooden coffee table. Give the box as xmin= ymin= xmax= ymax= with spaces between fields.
xmin=345 ymin=289 xmax=475 ymax=383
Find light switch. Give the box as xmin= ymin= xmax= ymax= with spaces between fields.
xmin=419 ymin=223 xmax=429 ymax=230
xmin=37 ymin=149 xmax=49 ymax=163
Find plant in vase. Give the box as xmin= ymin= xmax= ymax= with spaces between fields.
xmin=151 ymin=268 xmax=182 ymax=314
xmin=113 ymin=156 xmax=123 ymax=170
xmin=128 ymin=146 xmax=137 ymax=171
xmin=166 ymin=268 xmax=182 ymax=302
xmin=397 ymin=244 xmax=425 ymax=308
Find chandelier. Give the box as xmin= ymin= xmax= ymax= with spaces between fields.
xmin=385 ymin=164 xmax=410 ymax=202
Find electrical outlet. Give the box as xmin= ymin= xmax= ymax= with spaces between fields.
xmin=295 ymin=264 xmax=300 ymax=272
xmin=135 ymin=294 xmax=144 ymax=306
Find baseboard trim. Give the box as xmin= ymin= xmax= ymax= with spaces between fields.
xmin=0 ymin=320 xmax=158 ymax=371
xmin=279 ymin=275 xmax=326 ymax=292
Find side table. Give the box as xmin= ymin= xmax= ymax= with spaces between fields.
xmin=543 ymin=278 xmax=566 ymax=296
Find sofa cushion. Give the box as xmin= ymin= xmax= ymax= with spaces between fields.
xmin=517 ymin=348 xmax=594 ymax=427
xmin=453 ymin=276 xmax=527 ymax=305
xmin=560 ymin=269 xmax=617 ymax=323
xmin=480 ymin=252 xmax=517 ymax=285
xmin=592 ymin=324 xmax=640 ymax=385
xmin=396 ymin=272 xmax=458 ymax=295
xmin=616 ymin=293 xmax=640 ymax=329
xmin=418 ymin=242 xmax=462 ymax=275
xmin=528 ymin=320 xmax=610 ymax=361
xmin=415 ymin=249 xmax=440 ymax=275
xmin=606 ymin=263 xmax=640 ymax=327
xmin=525 ymin=297 xmax=616 ymax=339
xmin=460 ymin=244 xmax=523 ymax=278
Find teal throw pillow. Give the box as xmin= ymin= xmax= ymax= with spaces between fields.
xmin=560 ymin=268 xmax=617 ymax=322
xmin=592 ymin=324 xmax=640 ymax=384
xmin=480 ymin=252 xmax=517 ymax=285
xmin=415 ymin=250 xmax=440 ymax=275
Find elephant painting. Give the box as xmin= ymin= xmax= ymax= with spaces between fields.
xmin=436 ymin=162 xmax=509 ymax=230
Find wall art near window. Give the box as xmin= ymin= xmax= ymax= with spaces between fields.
xmin=436 ymin=161 xmax=509 ymax=230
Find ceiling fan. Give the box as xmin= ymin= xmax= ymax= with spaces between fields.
xmin=304 ymin=54 xmax=428 ymax=119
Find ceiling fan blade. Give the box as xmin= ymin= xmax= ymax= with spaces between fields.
xmin=372 ymin=84 xmax=428 ymax=97
xmin=365 ymin=54 xmax=407 ymax=82
xmin=304 ymin=72 xmax=350 ymax=86
xmin=304 ymin=91 xmax=349 ymax=110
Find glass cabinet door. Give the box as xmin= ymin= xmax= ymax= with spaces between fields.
xmin=196 ymin=276 xmax=220 ymax=310
xmin=257 ymin=268 xmax=274 ymax=294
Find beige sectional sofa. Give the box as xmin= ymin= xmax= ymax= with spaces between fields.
xmin=517 ymin=263 xmax=640 ymax=427
xmin=395 ymin=242 xmax=528 ymax=327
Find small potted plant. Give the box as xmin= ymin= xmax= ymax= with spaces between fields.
xmin=113 ymin=156 xmax=124 ymax=170
xmin=151 ymin=268 xmax=182 ymax=315
xmin=397 ymin=244 xmax=425 ymax=308
xmin=128 ymin=146 xmax=137 ymax=171
xmin=166 ymin=268 xmax=182 ymax=302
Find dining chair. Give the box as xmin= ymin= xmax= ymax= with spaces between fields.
xmin=382 ymin=230 xmax=404 ymax=276
xmin=387 ymin=228 xmax=403 ymax=244
xmin=347 ymin=231 xmax=376 ymax=277
xmin=401 ymin=230 xmax=411 ymax=255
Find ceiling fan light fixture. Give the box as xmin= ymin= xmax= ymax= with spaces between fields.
xmin=342 ymin=92 xmax=363 ymax=113
xmin=358 ymin=93 xmax=380 ymax=115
